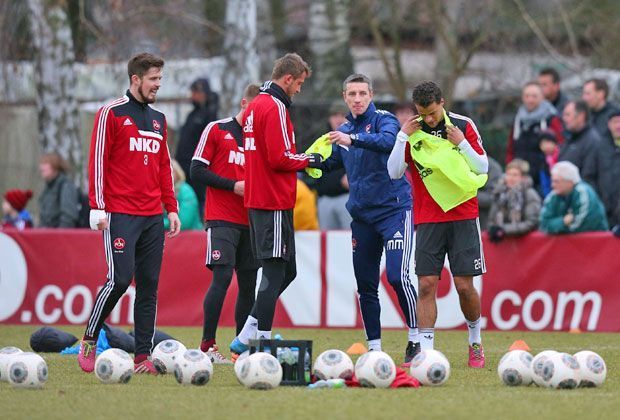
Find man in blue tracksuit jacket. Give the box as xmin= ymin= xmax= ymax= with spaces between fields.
xmin=320 ymin=74 xmax=419 ymax=364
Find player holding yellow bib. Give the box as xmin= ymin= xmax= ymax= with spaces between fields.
xmin=387 ymin=81 xmax=489 ymax=368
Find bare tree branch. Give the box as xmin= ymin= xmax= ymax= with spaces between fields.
xmin=361 ymin=0 xmax=405 ymax=101
xmin=116 ymin=4 xmax=225 ymax=35
xmin=512 ymin=0 xmax=581 ymax=71
xmin=551 ymin=0 xmax=581 ymax=59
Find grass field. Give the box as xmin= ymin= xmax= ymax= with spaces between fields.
xmin=1 ymin=326 xmax=618 ymax=420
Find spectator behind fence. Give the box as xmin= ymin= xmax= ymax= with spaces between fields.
xmin=312 ymin=104 xmax=352 ymax=230
xmin=487 ymin=159 xmax=541 ymax=242
xmin=582 ymin=78 xmax=620 ymax=137
xmin=476 ymin=156 xmax=503 ymax=229
xmin=175 ymin=78 xmax=219 ymax=218
xmin=540 ymin=161 xmax=608 ymax=234
xmin=164 ymin=159 xmax=203 ymax=231
xmin=538 ymin=67 xmax=570 ymax=115
xmin=538 ymin=130 xmax=559 ymax=194
xmin=559 ymin=100 xmax=600 ymax=173
xmin=2 ymin=189 xmax=33 ymax=230
xmin=507 ymin=82 xmax=564 ymax=196
xmin=294 ymin=177 xmax=319 ymax=231
xmin=583 ymin=110 xmax=620 ymax=226
xmin=38 ymin=153 xmax=79 ymax=228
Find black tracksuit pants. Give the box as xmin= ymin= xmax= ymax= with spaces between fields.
xmin=85 ymin=213 xmax=164 ymax=356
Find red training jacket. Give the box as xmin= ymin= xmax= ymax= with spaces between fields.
xmin=88 ymin=91 xmax=178 ymax=216
xmin=243 ymin=90 xmax=310 ymax=210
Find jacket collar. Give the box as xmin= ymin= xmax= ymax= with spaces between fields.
xmin=260 ymin=81 xmax=292 ymax=108
xmin=569 ymin=123 xmax=592 ymax=140
xmin=126 ymin=89 xmax=148 ymax=109
xmin=346 ymin=102 xmax=376 ymax=123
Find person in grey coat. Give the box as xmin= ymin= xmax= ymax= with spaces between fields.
xmin=559 ymin=100 xmax=600 ymax=174
xmin=38 ymin=153 xmax=78 ymax=228
xmin=583 ymin=110 xmax=620 ymax=226
xmin=487 ymin=159 xmax=541 ymax=242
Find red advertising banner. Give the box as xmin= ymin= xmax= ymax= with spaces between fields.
xmin=1 ymin=230 xmax=618 ymax=331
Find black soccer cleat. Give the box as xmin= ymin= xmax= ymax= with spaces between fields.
xmin=402 ymin=341 xmax=421 ymax=367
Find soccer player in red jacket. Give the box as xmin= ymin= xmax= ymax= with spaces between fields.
xmin=230 ymin=53 xmax=321 ymax=354
xmin=388 ymin=81 xmax=488 ymax=368
xmin=78 ymin=53 xmax=180 ymax=375
xmin=190 ymin=84 xmax=261 ymax=363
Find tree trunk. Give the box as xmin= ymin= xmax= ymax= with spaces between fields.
xmin=433 ymin=0 xmax=462 ymax=107
xmin=308 ymin=0 xmax=353 ymax=99
xmin=256 ymin=0 xmax=277 ymax=80
xmin=27 ymin=0 xmax=82 ymax=179
xmin=220 ymin=0 xmax=259 ymax=117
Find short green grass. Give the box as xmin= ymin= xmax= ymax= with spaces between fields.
xmin=1 ymin=326 xmax=618 ymax=420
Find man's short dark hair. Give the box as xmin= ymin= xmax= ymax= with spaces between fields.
xmin=272 ymin=53 xmax=311 ymax=80
xmin=570 ymin=100 xmax=590 ymax=119
xmin=585 ymin=78 xmax=609 ymax=99
xmin=127 ymin=52 xmax=164 ymax=82
xmin=539 ymin=67 xmax=560 ymax=84
xmin=411 ymin=81 xmax=442 ymax=107
xmin=342 ymin=74 xmax=373 ymax=92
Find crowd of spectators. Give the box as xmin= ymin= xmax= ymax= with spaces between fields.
xmin=2 ymin=71 xmax=619 ymax=238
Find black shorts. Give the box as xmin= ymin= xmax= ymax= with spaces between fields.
xmin=415 ymin=218 xmax=486 ymax=277
xmin=248 ymin=209 xmax=295 ymax=261
xmin=205 ymin=223 xmax=260 ymax=270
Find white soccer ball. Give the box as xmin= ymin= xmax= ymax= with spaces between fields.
xmin=547 ymin=352 xmax=580 ymax=389
xmin=409 ymin=349 xmax=450 ymax=386
xmin=574 ymin=350 xmax=606 ymax=387
xmin=234 ymin=351 xmax=251 ymax=383
xmin=152 ymin=339 xmax=187 ymax=374
xmin=313 ymin=349 xmax=354 ymax=380
xmin=497 ymin=350 xmax=534 ymax=386
xmin=0 ymin=346 xmax=23 ymax=383
xmin=174 ymin=349 xmax=213 ymax=386
xmin=7 ymin=352 xmax=48 ymax=389
xmin=236 ymin=352 xmax=283 ymax=390
xmin=95 ymin=348 xmax=134 ymax=384
xmin=531 ymin=350 xmax=559 ymax=387
xmin=355 ymin=351 xmax=396 ymax=388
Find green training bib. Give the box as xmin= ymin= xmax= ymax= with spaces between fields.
xmin=304 ymin=134 xmax=332 ymax=179
xmin=408 ymin=111 xmax=487 ymax=212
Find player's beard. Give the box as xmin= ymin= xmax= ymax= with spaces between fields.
xmin=137 ymin=81 xmax=157 ymax=104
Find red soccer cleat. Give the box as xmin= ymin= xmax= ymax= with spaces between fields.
xmin=134 ymin=359 xmax=159 ymax=375
xmin=468 ymin=343 xmax=485 ymax=368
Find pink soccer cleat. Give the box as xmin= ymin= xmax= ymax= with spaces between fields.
xmin=134 ymin=359 xmax=159 ymax=375
xmin=468 ymin=343 xmax=485 ymax=368
xmin=77 ymin=340 xmax=97 ymax=373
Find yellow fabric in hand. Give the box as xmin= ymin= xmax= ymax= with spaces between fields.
xmin=408 ymin=111 xmax=487 ymax=212
xmin=304 ymin=134 xmax=332 ymax=179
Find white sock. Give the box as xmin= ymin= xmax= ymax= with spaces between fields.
xmin=368 ymin=339 xmax=382 ymax=352
xmin=408 ymin=327 xmax=419 ymax=343
xmin=237 ymin=316 xmax=258 ymax=344
xmin=466 ymin=317 xmax=482 ymax=346
xmin=257 ymin=330 xmax=272 ymax=340
xmin=420 ymin=328 xmax=434 ymax=350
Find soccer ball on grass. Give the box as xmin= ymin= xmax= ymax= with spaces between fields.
xmin=95 ymin=348 xmax=133 ymax=384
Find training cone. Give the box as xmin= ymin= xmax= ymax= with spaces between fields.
xmin=508 ymin=340 xmax=530 ymax=351
xmin=346 ymin=343 xmax=368 ymax=355
xmin=569 ymin=327 xmax=582 ymax=334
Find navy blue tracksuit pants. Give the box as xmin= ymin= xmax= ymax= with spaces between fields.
xmin=352 ymin=209 xmax=417 ymax=341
